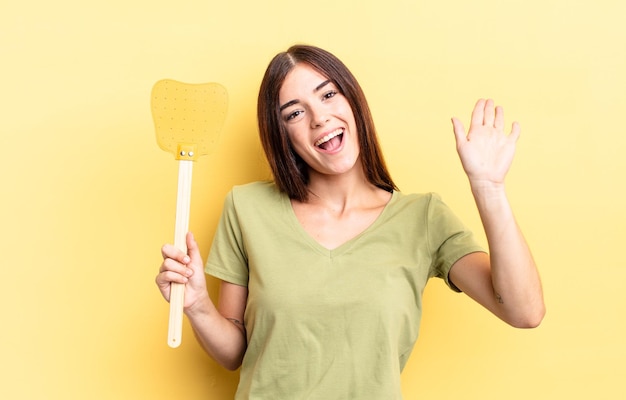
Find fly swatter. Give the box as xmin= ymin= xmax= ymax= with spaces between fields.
xmin=151 ymin=79 xmax=228 ymax=348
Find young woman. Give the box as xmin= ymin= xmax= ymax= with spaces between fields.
xmin=156 ymin=44 xmax=545 ymax=399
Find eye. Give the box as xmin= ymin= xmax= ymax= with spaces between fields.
xmin=285 ymin=109 xmax=303 ymax=121
xmin=323 ymin=90 xmax=337 ymax=100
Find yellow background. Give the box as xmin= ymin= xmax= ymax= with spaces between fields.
xmin=2 ymin=0 xmax=624 ymax=398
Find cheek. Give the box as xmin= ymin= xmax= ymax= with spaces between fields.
xmin=285 ymin=129 xmax=298 ymax=148
xmin=285 ymin=129 xmax=309 ymax=158
xmin=338 ymin=101 xmax=357 ymax=126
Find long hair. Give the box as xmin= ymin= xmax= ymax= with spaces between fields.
xmin=257 ymin=44 xmax=397 ymax=202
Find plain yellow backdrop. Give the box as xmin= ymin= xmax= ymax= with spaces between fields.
xmin=2 ymin=0 xmax=625 ymax=399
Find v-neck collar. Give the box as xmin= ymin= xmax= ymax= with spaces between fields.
xmin=281 ymin=190 xmax=398 ymax=258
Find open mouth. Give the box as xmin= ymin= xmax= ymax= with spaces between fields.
xmin=315 ymin=128 xmax=344 ymax=151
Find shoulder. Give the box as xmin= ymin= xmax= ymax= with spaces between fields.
xmin=387 ymin=191 xmax=463 ymax=229
xmin=226 ymin=180 xmax=287 ymax=213
xmin=390 ymin=191 xmax=442 ymax=213
xmin=230 ymin=180 xmax=283 ymax=201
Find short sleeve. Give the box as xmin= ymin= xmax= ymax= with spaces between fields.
xmin=205 ymin=189 xmax=249 ymax=286
xmin=426 ymin=193 xmax=486 ymax=292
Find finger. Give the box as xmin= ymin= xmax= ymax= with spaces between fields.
xmin=494 ymin=105 xmax=505 ymax=131
xmin=510 ymin=121 xmax=521 ymax=141
xmin=451 ymin=117 xmax=467 ymax=144
xmin=155 ymin=274 xmax=172 ymax=302
xmin=471 ymin=98 xmax=486 ymax=127
xmin=160 ymin=257 xmax=193 ymax=276
xmin=156 ymin=270 xmax=189 ymax=287
xmin=161 ymin=243 xmax=190 ymax=264
xmin=483 ymin=99 xmax=495 ymax=126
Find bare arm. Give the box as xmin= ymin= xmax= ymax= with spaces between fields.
xmin=187 ymin=281 xmax=248 ymax=370
xmin=449 ymin=99 xmax=545 ymax=328
xmin=156 ymin=232 xmax=248 ymax=369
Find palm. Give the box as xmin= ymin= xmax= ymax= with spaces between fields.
xmin=451 ymin=99 xmax=520 ymax=185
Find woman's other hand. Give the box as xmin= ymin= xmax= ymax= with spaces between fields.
xmin=451 ymin=98 xmax=520 ymax=188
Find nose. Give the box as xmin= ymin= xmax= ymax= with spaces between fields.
xmin=309 ymin=105 xmax=329 ymax=128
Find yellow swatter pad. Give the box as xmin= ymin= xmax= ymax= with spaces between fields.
xmin=151 ymin=79 xmax=228 ymax=161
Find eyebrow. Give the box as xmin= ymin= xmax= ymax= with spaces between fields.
xmin=279 ymin=80 xmax=332 ymax=111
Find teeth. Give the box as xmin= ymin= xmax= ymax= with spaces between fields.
xmin=315 ymin=129 xmax=343 ymax=147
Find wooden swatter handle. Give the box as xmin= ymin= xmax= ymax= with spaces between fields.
xmin=168 ymin=160 xmax=193 ymax=348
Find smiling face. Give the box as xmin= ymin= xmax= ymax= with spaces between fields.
xmin=278 ymin=63 xmax=361 ymax=178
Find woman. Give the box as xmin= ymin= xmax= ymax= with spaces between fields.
xmin=156 ymin=44 xmax=545 ymax=399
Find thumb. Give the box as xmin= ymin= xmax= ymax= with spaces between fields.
xmin=186 ymin=232 xmax=202 ymax=263
xmin=451 ymin=117 xmax=467 ymax=146
xmin=509 ymin=121 xmax=521 ymax=142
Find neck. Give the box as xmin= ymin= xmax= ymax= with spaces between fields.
xmin=304 ymin=166 xmax=385 ymax=213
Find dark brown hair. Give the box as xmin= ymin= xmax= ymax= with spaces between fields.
xmin=257 ymin=44 xmax=397 ymax=201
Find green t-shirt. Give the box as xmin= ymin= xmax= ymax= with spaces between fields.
xmin=206 ymin=181 xmax=484 ymax=399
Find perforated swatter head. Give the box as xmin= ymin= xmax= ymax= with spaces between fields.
xmin=151 ymin=79 xmax=228 ymax=160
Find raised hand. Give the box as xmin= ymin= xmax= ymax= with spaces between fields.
xmin=451 ymin=99 xmax=520 ymax=187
